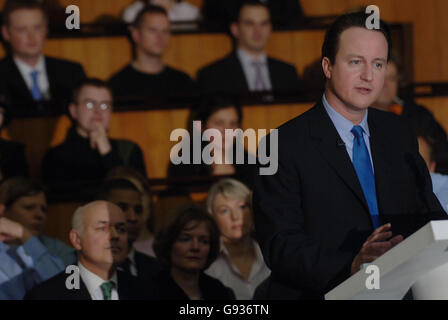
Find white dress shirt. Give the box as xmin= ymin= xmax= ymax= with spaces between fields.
xmin=13 ymin=55 xmax=50 ymax=99
xmin=78 ymin=262 xmax=119 ymax=300
xmin=205 ymin=240 xmax=271 ymax=300
xmin=237 ymin=49 xmax=272 ymax=92
xmin=322 ymin=93 xmax=374 ymax=169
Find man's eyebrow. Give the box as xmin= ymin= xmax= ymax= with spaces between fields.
xmin=96 ymin=221 xmax=109 ymax=225
xmin=373 ymin=58 xmax=387 ymax=63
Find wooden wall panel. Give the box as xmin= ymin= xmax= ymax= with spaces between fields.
xmin=41 ymin=33 xmax=232 ymax=80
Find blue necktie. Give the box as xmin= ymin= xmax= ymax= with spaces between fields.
xmin=30 ymin=70 xmax=43 ymax=101
xmin=351 ymin=125 xmax=380 ymax=229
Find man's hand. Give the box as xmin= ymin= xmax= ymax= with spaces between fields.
xmin=89 ymin=123 xmax=111 ymax=155
xmin=0 ymin=217 xmax=33 ymax=244
xmin=351 ymin=223 xmax=403 ymax=274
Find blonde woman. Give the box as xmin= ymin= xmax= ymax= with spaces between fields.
xmin=205 ymin=178 xmax=270 ymax=299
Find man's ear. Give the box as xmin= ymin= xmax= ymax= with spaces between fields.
xmin=322 ymin=57 xmax=333 ymax=80
xmin=130 ymin=26 xmax=140 ymax=45
xmin=230 ymin=22 xmax=239 ymax=39
xmin=1 ymin=25 xmax=10 ymax=42
xmin=69 ymin=229 xmax=82 ymax=250
xmin=68 ymin=103 xmax=78 ymax=120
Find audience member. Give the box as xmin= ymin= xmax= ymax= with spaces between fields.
xmin=0 ymin=99 xmax=28 ymax=181
xmin=110 ymin=5 xmax=196 ymax=102
xmin=205 ymin=178 xmax=270 ymax=299
xmin=168 ymin=96 xmax=256 ymax=187
xmin=106 ymin=167 xmax=156 ymax=257
xmin=96 ymin=179 xmax=162 ymax=283
xmin=41 ymin=79 xmax=147 ymax=193
xmin=417 ymin=134 xmax=448 ymax=214
xmin=0 ymin=177 xmax=76 ymax=299
xmin=371 ymin=56 xmax=448 ymax=172
xmin=153 ymin=204 xmax=235 ymax=300
xmin=197 ymin=0 xmax=300 ymax=95
xmin=25 ymin=201 xmax=158 ymax=300
xmin=0 ymin=0 xmax=86 ymax=115
xmin=123 ymin=0 xmax=201 ymax=23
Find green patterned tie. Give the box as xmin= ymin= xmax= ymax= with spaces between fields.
xmin=100 ymin=281 xmax=115 ymax=300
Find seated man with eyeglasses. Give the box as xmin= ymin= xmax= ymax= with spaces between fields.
xmin=41 ymin=79 xmax=147 ymax=195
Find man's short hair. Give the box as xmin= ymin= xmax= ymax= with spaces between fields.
xmin=2 ymin=0 xmax=48 ymax=26
xmin=132 ymin=4 xmax=168 ymax=28
xmin=0 ymin=177 xmax=46 ymax=208
xmin=322 ymin=11 xmax=392 ymax=64
xmin=235 ymin=0 xmax=270 ymax=23
xmin=71 ymin=78 xmax=113 ymax=104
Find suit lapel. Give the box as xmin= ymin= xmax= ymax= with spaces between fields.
xmin=229 ymin=52 xmax=250 ymax=91
xmin=368 ymin=110 xmax=394 ymax=216
xmin=45 ymin=57 xmax=56 ymax=99
xmin=6 ymin=56 xmax=34 ymax=101
xmin=308 ymin=102 xmax=370 ymax=213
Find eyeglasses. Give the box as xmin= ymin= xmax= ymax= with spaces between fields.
xmin=79 ymin=100 xmax=112 ymax=111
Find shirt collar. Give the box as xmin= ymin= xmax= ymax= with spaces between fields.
xmin=128 ymin=248 xmax=136 ymax=267
xmin=237 ymin=49 xmax=268 ymax=66
xmin=322 ymin=93 xmax=370 ymax=139
xmin=78 ymin=261 xmax=118 ymax=296
xmin=13 ymin=55 xmax=46 ymax=75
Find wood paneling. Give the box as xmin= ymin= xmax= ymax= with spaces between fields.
xmin=2 ymin=103 xmax=312 ymax=180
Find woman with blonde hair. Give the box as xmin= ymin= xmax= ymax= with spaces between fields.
xmin=205 ymin=178 xmax=270 ymax=299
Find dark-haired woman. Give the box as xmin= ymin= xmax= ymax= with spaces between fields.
xmin=153 ymin=205 xmax=235 ymax=300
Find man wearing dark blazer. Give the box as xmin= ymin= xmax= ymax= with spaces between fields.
xmin=197 ymin=0 xmax=300 ymax=95
xmin=252 ymin=12 xmax=447 ymax=300
xmin=96 ymin=179 xmax=162 ymax=284
xmin=25 ymin=201 xmax=158 ymax=300
xmin=0 ymin=0 xmax=85 ymax=116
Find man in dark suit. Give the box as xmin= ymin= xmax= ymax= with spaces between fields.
xmin=197 ymin=0 xmax=300 ymax=96
xmin=96 ymin=179 xmax=162 ymax=284
xmin=25 ymin=201 xmax=158 ymax=300
xmin=252 ymin=12 xmax=447 ymax=300
xmin=0 ymin=0 xmax=86 ymax=116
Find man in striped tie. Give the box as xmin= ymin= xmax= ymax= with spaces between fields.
xmin=25 ymin=201 xmax=159 ymax=300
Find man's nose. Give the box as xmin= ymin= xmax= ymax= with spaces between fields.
xmin=127 ymin=210 xmax=137 ymax=223
xmin=361 ymin=65 xmax=373 ymax=81
xmin=34 ymin=207 xmax=45 ymax=221
xmin=110 ymin=226 xmax=119 ymax=239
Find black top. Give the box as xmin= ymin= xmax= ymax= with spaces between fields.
xmin=0 ymin=55 xmax=86 ymax=116
xmin=156 ymin=269 xmax=235 ymax=300
xmin=0 ymin=138 xmax=28 ymax=180
xmin=109 ymin=64 xmax=197 ymax=101
xmin=24 ymin=269 xmax=158 ymax=300
xmin=41 ymin=127 xmax=146 ymax=195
